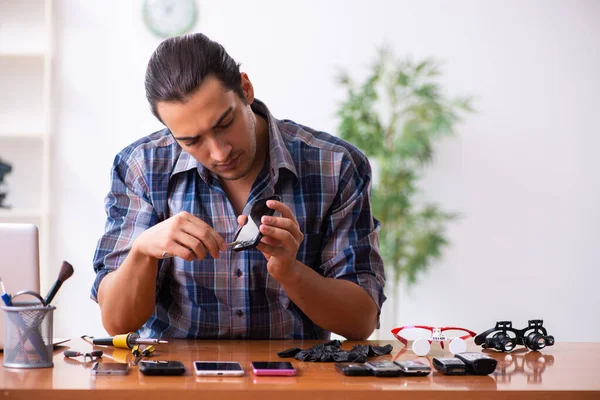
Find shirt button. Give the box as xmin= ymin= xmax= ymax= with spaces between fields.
xmin=236 ymin=269 xmax=243 ymax=277
xmin=236 ymin=310 xmax=244 ymax=318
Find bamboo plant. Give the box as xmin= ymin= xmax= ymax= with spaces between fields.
xmin=336 ymin=49 xmax=474 ymax=318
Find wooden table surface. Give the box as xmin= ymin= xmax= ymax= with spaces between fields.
xmin=0 ymin=339 xmax=598 ymax=399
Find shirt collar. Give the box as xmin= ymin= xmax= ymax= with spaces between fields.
xmin=253 ymin=99 xmax=298 ymax=185
xmin=170 ymin=99 xmax=298 ymax=185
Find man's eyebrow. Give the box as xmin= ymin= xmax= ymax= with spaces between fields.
xmin=172 ymin=106 xmax=233 ymax=141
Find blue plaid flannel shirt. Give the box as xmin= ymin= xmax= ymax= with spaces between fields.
xmin=91 ymin=99 xmax=386 ymax=339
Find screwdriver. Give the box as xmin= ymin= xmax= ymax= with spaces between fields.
xmin=132 ymin=345 xmax=156 ymax=366
xmin=131 ymin=345 xmax=141 ymax=364
xmin=92 ymin=332 xmax=167 ymax=349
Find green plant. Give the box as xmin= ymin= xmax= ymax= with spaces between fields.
xmin=337 ymin=49 xmax=473 ymax=303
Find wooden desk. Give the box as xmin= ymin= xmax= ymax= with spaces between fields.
xmin=0 ymin=339 xmax=598 ymax=399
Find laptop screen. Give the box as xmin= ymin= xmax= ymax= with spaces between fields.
xmin=0 ymin=223 xmax=40 ymax=349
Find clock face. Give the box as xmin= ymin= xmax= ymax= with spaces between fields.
xmin=143 ymin=0 xmax=198 ymax=38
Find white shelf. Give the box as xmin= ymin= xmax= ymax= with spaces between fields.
xmin=0 ymin=0 xmax=49 ymax=56
xmin=0 ymin=208 xmax=43 ymax=219
xmin=0 ymin=132 xmax=46 ymax=140
xmin=0 ymin=0 xmax=52 ymax=284
xmin=0 ymin=51 xmax=47 ymax=58
xmin=0 ymin=56 xmax=46 ymax=135
xmin=0 ymin=127 xmax=44 ymax=211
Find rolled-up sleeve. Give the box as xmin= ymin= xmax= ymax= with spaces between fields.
xmin=91 ymin=152 xmax=159 ymax=302
xmin=319 ymin=154 xmax=386 ymax=327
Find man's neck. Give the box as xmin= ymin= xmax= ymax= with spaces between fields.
xmin=220 ymin=112 xmax=269 ymax=214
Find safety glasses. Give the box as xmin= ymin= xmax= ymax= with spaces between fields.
xmin=391 ymin=325 xmax=476 ymax=356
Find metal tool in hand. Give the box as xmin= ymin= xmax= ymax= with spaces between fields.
xmin=227 ymin=196 xmax=280 ymax=251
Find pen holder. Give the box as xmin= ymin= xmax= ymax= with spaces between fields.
xmin=1 ymin=295 xmax=55 ymax=368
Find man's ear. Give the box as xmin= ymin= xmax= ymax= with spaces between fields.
xmin=240 ymin=72 xmax=255 ymax=104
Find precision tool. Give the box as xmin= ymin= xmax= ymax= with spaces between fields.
xmin=92 ymin=332 xmax=167 ymax=349
xmin=131 ymin=345 xmax=141 ymax=365
xmin=133 ymin=345 xmax=156 ymax=366
xmin=64 ymin=350 xmax=103 ymax=363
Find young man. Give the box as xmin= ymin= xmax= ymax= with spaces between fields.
xmin=92 ymin=33 xmax=385 ymax=340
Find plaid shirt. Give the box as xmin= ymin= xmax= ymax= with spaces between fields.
xmin=92 ymin=99 xmax=386 ymax=339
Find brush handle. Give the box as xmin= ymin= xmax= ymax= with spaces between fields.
xmin=43 ymin=280 xmax=63 ymax=305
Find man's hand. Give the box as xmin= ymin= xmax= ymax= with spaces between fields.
xmin=134 ymin=211 xmax=227 ymax=261
xmin=235 ymin=199 xmax=379 ymax=339
xmin=237 ymin=199 xmax=304 ymax=283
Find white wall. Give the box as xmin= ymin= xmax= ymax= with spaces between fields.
xmin=50 ymin=0 xmax=600 ymax=341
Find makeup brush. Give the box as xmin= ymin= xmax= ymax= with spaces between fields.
xmin=44 ymin=261 xmax=74 ymax=305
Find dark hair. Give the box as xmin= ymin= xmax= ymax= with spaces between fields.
xmin=145 ymin=33 xmax=244 ymax=122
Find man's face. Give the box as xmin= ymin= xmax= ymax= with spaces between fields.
xmin=157 ymin=74 xmax=258 ymax=181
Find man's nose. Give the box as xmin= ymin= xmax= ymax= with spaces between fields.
xmin=209 ymin=138 xmax=232 ymax=162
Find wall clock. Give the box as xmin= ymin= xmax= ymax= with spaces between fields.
xmin=143 ymin=0 xmax=198 ymax=38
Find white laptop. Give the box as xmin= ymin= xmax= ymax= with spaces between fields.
xmin=0 ymin=223 xmax=42 ymax=350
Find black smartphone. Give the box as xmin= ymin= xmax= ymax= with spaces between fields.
xmin=364 ymin=361 xmax=403 ymax=377
xmin=335 ymin=363 xmax=373 ymax=376
xmin=394 ymin=360 xmax=431 ymax=376
xmin=231 ymin=195 xmax=280 ymax=252
xmin=139 ymin=360 xmax=186 ymax=376
xmin=432 ymin=357 xmax=467 ymax=375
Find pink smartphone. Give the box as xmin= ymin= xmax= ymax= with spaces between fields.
xmin=251 ymin=361 xmax=297 ymax=376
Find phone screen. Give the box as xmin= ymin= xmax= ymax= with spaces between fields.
xmin=251 ymin=362 xmax=295 ymax=370
xmin=194 ymin=361 xmax=245 ymax=376
xmin=232 ymin=196 xmax=280 ymax=251
xmin=233 ymin=215 xmax=260 ymax=246
xmin=366 ymin=361 xmax=402 ymax=370
xmin=194 ymin=362 xmax=244 ymax=371
xmin=251 ymin=361 xmax=296 ymax=376
xmin=139 ymin=360 xmax=186 ymax=375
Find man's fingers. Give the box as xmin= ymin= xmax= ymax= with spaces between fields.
xmin=237 ymin=215 xmax=248 ymax=226
xmin=259 ymin=236 xmax=282 ymax=248
xmin=174 ymin=232 xmax=207 ymax=260
xmin=266 ymin=200 xmax=299 ymax=227
xmin=256 ymin=242 xmax=287 ymax=258
xmin=164 ymin=242 xmax=200 ymax=262
xmin=180 ymin=211 xmax=227 ymax=251
xmin=259 ymin=224 xmax=298 ymax=247
xmin=181 ymin=219 xmax=226 ymax=256
xmin=261 ymin=215 xmax=303 ymax=242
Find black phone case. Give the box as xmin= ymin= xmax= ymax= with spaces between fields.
xmin=139 ymin=361 xmax=186 ymax=376
xmin=335 ymin=363 xmax=373 ymax=376
xmin=454 ymin=352 xmax=498 ymax=375
xmin=232 ymin=195 xmax=280 ymax=252
xmin=365 ymin=361 xmax=404 ymax=377
xmin=372 ymin=370 xmax=403 ymax=377
xmin=432 ymin=357 xmax=467 ymax=375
